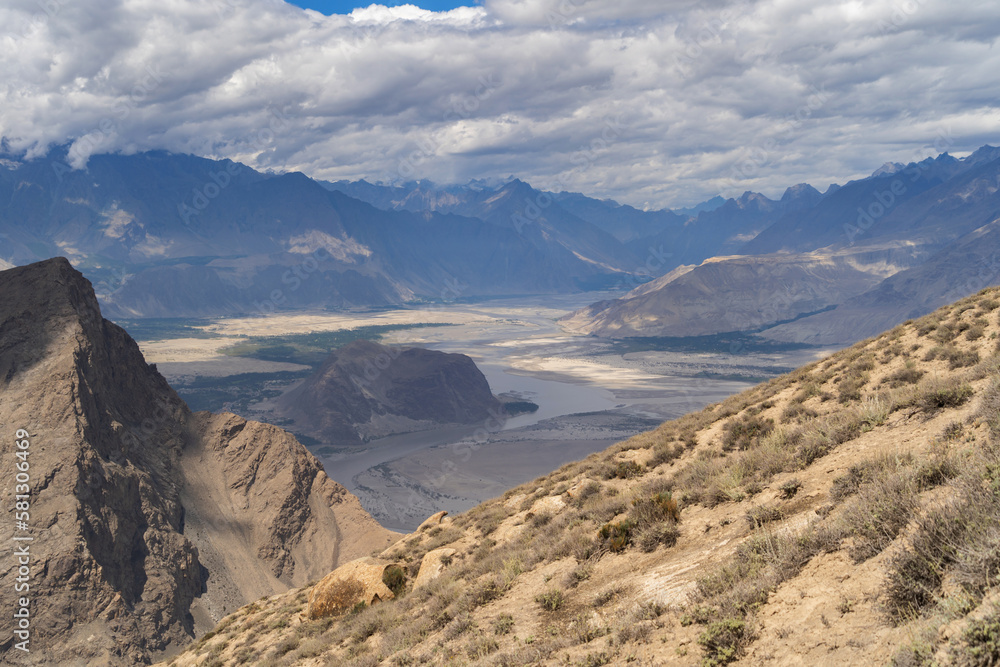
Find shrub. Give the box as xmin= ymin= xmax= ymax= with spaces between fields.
xmin=842 ymin=465 xmax=920 ymax=563
xmin=648 ymin=441 xmax=685 ymax=469
xmin=466 ymin=636 xmax=500 ymax=659
xmin=578 ymin=652 xmax=612 ymax=667
xmin=918 ymin=379 xmax=975 ymax=410
xmin=697 ymin=618 xmax=750 ymax=666
xmin=570 ymin=480 xmax=602 ymax=507
xmin=382 ymin=566 xmax=407 ymax=597
xmin=722 ymin=415 xmax=775 ymax=451
xmin=630 ymin=491 xmax=681 ymax=525
xmin=606 ymin=460 xmax=645 ymax=480
xmin=444 ymin=613 xmax=475 ymax=641
xmin=745 ymin=505 xmax=783 ymax=529
xmin=535 ymin=589 xmax=564 ymax=612
xmin=884 ymin=362 xmax=924 ymax=387
xmin=493 ymin=614 xmax=514 ymax=636
xmin=977 ymin=380 xmax=1000 ymax=434
xmin=838 ymin=375 xmax=868 ymax=404
xmin=598 ymin=519 xmax=636 ymax=553
xmin=883 ymin=449 xmax=1000 ymax=623
xmin=915 ymin=318 xmax=940 ymax=337
xmin=860 ymin=395 xmax=890 ymax=430
xmin=781 ymin=403 xmax=817 ymax=423
xmin=637 ymin=523 xmax=680 ymax=552
xmin=948 ymin=348 xmax=981 ymax=369
xmin=966 ymin=324 xmax=986 ymax=341
xmin=932 ymin=325 xmax=958 ymax=344
xmin=778 ymin=479 xmax=801 ymax=499
xmin=830 ymin=456 xmax=901 ymax=502
xmin=593 ymin=584 xmax=625 ymax=608
xmin=954 ymin=606 xmax=1000 ymax=666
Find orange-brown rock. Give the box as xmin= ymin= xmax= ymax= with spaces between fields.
xmin=307 ymin=558 xmax=403 ymax=619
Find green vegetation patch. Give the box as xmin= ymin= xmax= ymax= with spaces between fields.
xmin=219 ymin=323 xmax=454 ymax=366
xmin=115 ymin=317 xmax=220 ymax=341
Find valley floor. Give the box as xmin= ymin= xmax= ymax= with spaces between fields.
xmin=128 ymin=292 xmax=834 ymax=531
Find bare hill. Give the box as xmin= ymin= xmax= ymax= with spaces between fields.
xmin=0 ymin=258 xmax=397 ymax=665
xmin=274 ymin=339 xmax=503 ymax=446
xmin=166 ymin=287 xmax=1000 ymax=666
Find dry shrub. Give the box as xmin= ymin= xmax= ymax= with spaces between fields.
xmin=838 ymin=374 xmax=868 ymax=404
xmin=883 ymin=446 xmax=1000 ymax=623
xmin=722 ymin=415 xmax=775 ymax=451
xmin=382 ymin=566 xmax=407 ymax=597
xmin=883 ymin=362 xmax=925 ymax=388
xmin=977 ymin=379 xmax=1000 ymax=434
xmin=951 ymin=604 xmax=1000 ymax=666
xmin=648 ymin=441 xmax=685 ymax=469
xmin=535 ymin=588 xmax=564 ymax=611
xmin=604 ymin=459 xmax=645 ymax=480
xmin=841 ymin=467 xmax=920 ymax=563
xmin=629 ymin=491 xmax=680 ymax=525
xmin=697 ymin=618 xmax=751 ymax=666
xmin=597 ymin=519 xmax=636 ymax=553
xmin=917 ymin=378 xmax=975 ymax=411
xmin=637 ymin=523 xmax=680 ymax=552
xmin=745 ymin=504 xmax=783 ymax=529
xmin=781 ymin=403 xmax=818 ymax=423
xmin=966 ymin=324 xmax=986 ymax=341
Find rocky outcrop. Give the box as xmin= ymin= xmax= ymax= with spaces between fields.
xmin=306 ymin=558 xmax=403 ymax=619
xmin=0 ymin=258 xmax=398 ymax=665
xmin=275 ymin=339 xmax=502 ymax=445
xmin=412 ymin=548 xmax=457 ymax=590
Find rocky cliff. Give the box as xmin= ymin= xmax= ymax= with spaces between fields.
xmin=0 ymin=258 xmax=397 ymax=665
xmin=275 ymin=339 xmax=503 ymax=446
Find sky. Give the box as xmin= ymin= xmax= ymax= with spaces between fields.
xmin=286 ymin=1 xmax=474 ymax=13
xmin=0 ymin=0 xmax=998 ymax=209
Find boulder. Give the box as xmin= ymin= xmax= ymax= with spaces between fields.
xmin=416 ymin=510 xmax=450 ymax=531
xmin=307 ymin=557 xmax=403 ymax=619
xmin=413 ymin=548 xmax=458 ymax=590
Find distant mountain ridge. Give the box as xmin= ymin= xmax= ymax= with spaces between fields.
xmin=0 ymin=151 xmax=656 ymax=317
xmin=565 ymin=145 xmax=1000 ymax=344
xmin=6 ymin=145 xmax=1000 ymax=344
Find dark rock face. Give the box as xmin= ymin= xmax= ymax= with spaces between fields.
xmin=0 ymin=258 xmax=396 ymax=665
xmin=276 ymin=339 xmax=502 ymax=446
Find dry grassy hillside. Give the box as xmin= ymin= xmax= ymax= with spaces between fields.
xmin=163 ymin=288 xmax=1000 ymax=667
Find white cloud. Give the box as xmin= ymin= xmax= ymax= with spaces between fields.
xmin=1 ymin=0 xmax=998 ymax=209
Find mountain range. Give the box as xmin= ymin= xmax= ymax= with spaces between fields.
xmin=3 ymin=145 xmax=1000 ymax=347
xmin=564 ymin=146 xmax=1000 ymax=344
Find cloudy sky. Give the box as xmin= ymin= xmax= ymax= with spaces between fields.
xmin=1 ymin=0 xmax=998 ymax=208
